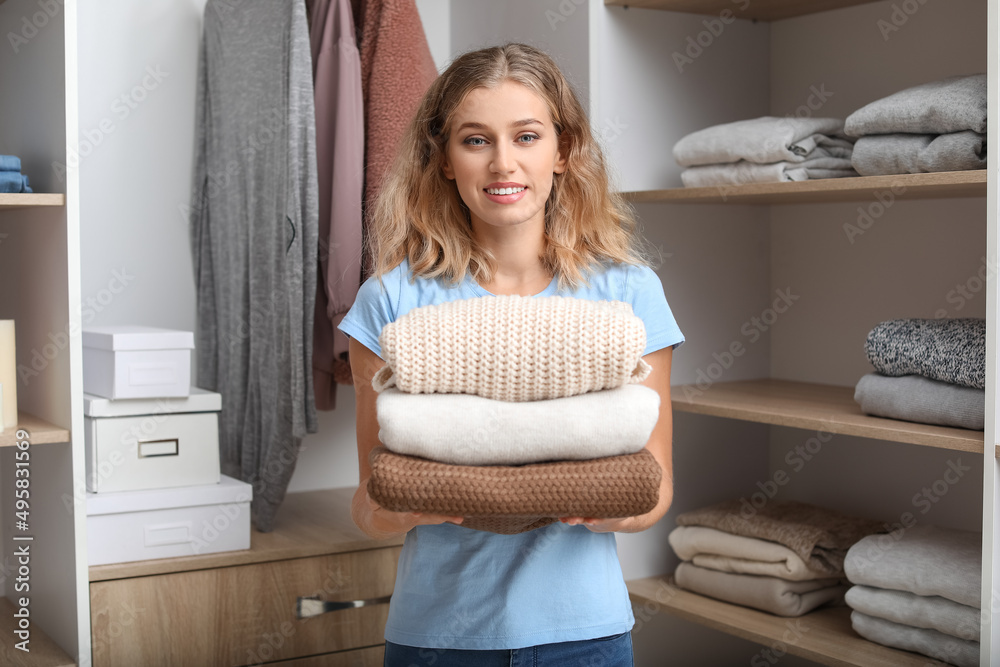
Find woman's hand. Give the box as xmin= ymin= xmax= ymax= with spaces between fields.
xmin=354 ymin=486 xmax=463 ymax=539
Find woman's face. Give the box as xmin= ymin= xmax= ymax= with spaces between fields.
xmin=442 ymin=81 xmax=567 ymax=237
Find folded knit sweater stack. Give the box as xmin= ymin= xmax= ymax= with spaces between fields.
xmin=367 ymin=295 xmax=663 ymax=534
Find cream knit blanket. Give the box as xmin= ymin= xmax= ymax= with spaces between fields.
xmin=376 ymin=385 xmax=659 ymax=465
xmin=373 ymin=296 xmax=651 ymax=401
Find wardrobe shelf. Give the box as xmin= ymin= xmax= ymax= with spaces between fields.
xmin=627 ymin=575 xmax=934 ymax=667
xmin=0 ymin=412 xmax=70 ymax=447
xmin=622 ymin=170 xmax=987 ymax=205
xmin=605 ymin=0 xmax=893 ymax=22
xmin=0 ymin=194 xmax=66 ymax=210
xmin=672 ymin=379 xmax=985 ymax=453
xmin=0 ymin=597 xmax=74 ymax=667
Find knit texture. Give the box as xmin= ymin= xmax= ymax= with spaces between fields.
xmin=374 ymin=296 xmax=651 ymax=401
xmin=864 ymin=318 xmax=986 ymax=389
xmin=368 ymin=447 xmax=661 ymax=535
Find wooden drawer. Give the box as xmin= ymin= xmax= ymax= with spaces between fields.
xmin=90 ymin=546 xmax=400 ymax=667
xmin=268 ymin=645 xmax=383 ymax=666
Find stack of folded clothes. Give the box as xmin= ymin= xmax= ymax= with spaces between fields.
xmin=0 ymin=155 xmax=32 ymax=193
xmin=366 ymin=295 xmax=664 ymax=534
xmin=855 ymin=318 xmax=985 ymax=431
xmin=668 ymin=499 xmax=883 ymax=616
xmin=672 ymin=116 xmax=857 ymax=187
xmin=845 ymin=525 xmax=981 ymax=667
xmin=845 ymin=74 xmax=986 ymax=176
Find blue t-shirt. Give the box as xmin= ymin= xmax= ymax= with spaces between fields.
xmin=338 ymin=259 xmax=684 ymax=650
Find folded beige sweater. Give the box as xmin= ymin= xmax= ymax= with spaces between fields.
xmin=373 ymin=296 xmax=650 ymax=401
xmin=669 ymin=525 xmax=832 ymax=581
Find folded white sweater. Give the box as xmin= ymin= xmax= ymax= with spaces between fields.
xmin=376 ymin=385 xmax=659 ymax=465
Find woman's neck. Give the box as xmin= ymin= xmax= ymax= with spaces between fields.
xmin=473 ymin=223 xmax=552 ymax=296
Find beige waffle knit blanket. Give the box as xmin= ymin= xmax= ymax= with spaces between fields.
xmin=368 ymin=447 xmax=661 ymax=535
xmin=373 ymin=296 xmax=651 ymax=401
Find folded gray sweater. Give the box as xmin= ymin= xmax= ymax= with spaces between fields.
xmin=846 ymin=585 xmax=981 ymax=642
xmin=854 ymin=373 xmax=984 ymax=431
xmin=845 ymin=74 xmax=987 ymax=137
xmin=852 ymin=131 xmax=986 ymax=177
xmin=865 ymin=318 xmax=986 ymax=389
xmin=673 ymin=116 xmax=849 ymax=167
xmin=851 ymin=611 xmax=979 ymax=667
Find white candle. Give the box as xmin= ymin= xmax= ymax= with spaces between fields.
xmin=0 ymin=320 xmax=17 ymax=430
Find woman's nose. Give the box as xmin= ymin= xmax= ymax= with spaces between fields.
xmin=490 ymin=144 xmax=514 ymax=174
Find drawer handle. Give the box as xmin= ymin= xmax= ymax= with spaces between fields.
xmin=295 ymin=594 xmax=392 ymax=619
xmin=138 ymin=439 xmax=179 ymax=457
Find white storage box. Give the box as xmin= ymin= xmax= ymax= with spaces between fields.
xmin=82 ymin=325 xmax=194 ymax=399
xmin=86 ymin=475 xmax=252 ymax=565
xmin=84 ymin=388 xmax=221 ymax=493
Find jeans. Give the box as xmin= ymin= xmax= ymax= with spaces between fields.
xmin=384 ymin=631 xmax=633 ymax=667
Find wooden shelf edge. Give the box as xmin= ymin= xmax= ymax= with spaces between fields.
xmin=0 ymin=412 xmax=70 ymax=447
xmin=0 ymin=193 xmax=66 ymax=209
xmin=605 ymin=0 xmax=923 ymax=22
xmin=621 ymin=170 xmax=987 ymax=205
xmin=0 ymin=597 xmax=75 ymax=667
xmin=672 ymin=379 xmax=984 ymax=453
xmin=627 ymin=575 xmax=940 ymax=667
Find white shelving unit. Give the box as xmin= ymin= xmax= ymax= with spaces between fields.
xmin=0 ymin=0 xmax=89 ymax=664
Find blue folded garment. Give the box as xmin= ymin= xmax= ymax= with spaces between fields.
xmin=0 ymin=155 xmax=22 ymax=172
xmin=0 ymin=172 xmax=32 ymax=193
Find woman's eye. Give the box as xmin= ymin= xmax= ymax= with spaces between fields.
xmin=518 ymin=134 xmax=540 ymax=144
xmin=464 ymin=137 xmax=487 ymax=146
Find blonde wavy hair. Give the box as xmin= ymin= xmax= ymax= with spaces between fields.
xmin=368 ymin=43 xmax=648 ymax=289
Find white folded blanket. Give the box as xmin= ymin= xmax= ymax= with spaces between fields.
xmin=673 ymin=116 xmax=848 ymax=167
xmin=668 ymin=526 xmax=832 ymax=581
xmin=851 ymin=611 xmax=979 ymax=667
xmin=674 ymin=562 xmax=847 ymax=617
xmin=844 ymin=524 xmax=981 ymax=608
xmin=845 ymin=73 xmax=987 ymax=137
xmin=846 ymin=585 xmax=980 ymax=642
xmin=376 ymin=385 xmax=659 ymax=465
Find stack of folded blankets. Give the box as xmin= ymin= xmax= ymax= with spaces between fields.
xmin=845 ymin=74 xmax=986 ymax=176
xmin=844 ymin=524 xmax=981 ymax=667
xmin=366 ymin=295 xmax=664 ymax=534
xmin=672 ymin=116 xmax=858 ymax=187
xmin=855 ymin=318 xmax=985 ymax=431
xmin=668 ymin=499 xmax=884 ymax=616
xmin=0 ymin=155 xmax=32 ymax=193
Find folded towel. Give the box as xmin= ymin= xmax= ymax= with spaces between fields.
xmin=367 ymin=446 xmax=661 ymax=534
xmin=854 ymin=373 xmax=985 ymax=431
xmin=674 ymin=562 xmax=847 ymax=617
xmin=668 ymin=525 xmax=832 ymax=581
xmin=846 ymin=585 xmax=980 ymax=642
xmin=845 ymin=74 xmax=986 ymax=137
xmin=865 ymin=318 xmax=985 ymax=389
xmin=673 ymin=116 xmax=849 ymax=167
xmin=675 ymin=500 xmax=884 ymax=576
xmin=0 ymin=172 xmax=31 ymax=193
xmin=0 ymin=155 xmax=22 ymax=172
xmin=851 ymin=131 xmax=986 ymax=176
xmin=851 ymin=610 xmax=979 ymax=667
xmin=376 ymin=384 xmax=659 ymax=465
xmin=374 ymin=296 xmax=650 ymax=401
xmin=680 ymin=160 xmax=857 ymax=188
xmin=844 ymin=524 xmax=981 ymax=608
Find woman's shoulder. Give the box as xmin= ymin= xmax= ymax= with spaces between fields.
xmin=567 ymin=261 xmax=661 ymax=302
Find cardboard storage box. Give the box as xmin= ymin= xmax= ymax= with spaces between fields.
xmin=84 ymin=388 xmax=221 ymax=493
xmin=82 ymin=325 xmax=194 ymax=399
xmin=86 ymin=475 xmax=252 ymax=566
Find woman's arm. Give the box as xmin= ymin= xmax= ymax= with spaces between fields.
xmin=562 ymin=345 xmax=675 ymax=533
xmin=349 ymin=338 xmax=463 ymax=539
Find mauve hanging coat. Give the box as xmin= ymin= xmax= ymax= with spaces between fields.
xmin=190 ymin=0 xmax=319 ymax=532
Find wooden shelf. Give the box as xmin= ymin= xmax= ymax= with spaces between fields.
xmin=606 ymin=0 xmax=892 ymax=22
xmin=0 ymin=194 xmax=66 ymax=210
xmin=672 ymin=379 xmax=985 ymax=453
xmin=0 ymin=597 xmax=75 ymax=667
xmin=0 ymin=412 xmax=70 ymax=447
xmin=628 ymin=575 xmax=937 ymax=667
xmin=622 ymin=170 xmax=987 ymax=205
xmin=89 ymin=486 xmax=403 ymax=581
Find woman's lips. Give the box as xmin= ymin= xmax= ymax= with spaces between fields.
xmin=484 ymin=185 xmax=527 ymax=204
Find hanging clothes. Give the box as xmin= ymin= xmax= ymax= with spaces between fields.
xmin=190 ymin=0 xmax=319 ymax=532
xmin=307 ymin=0 xmax=365 ymax=409
xmin=354 ymin=0 xmax=438 ymax=272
